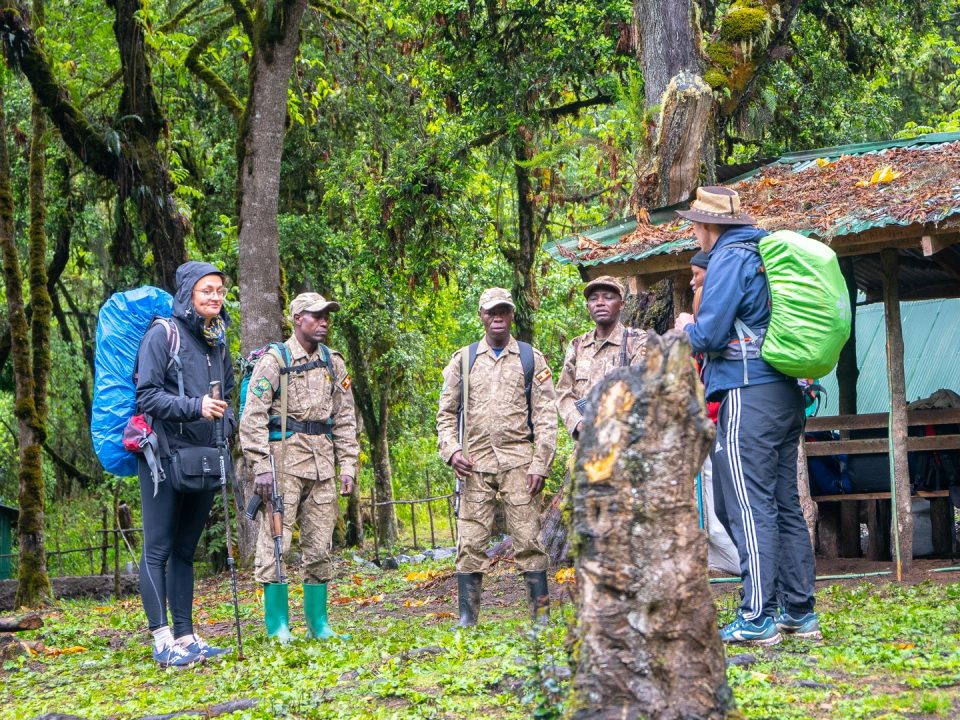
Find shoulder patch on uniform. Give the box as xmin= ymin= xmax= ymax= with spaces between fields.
xmin=535 ymin=367 xmax=552 ymax=384
xmin=340 ymin=375 xmax=353 ymax=391
xmin=252 ymin=377 xmax=272 ymax=398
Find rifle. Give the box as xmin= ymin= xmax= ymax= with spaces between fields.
xmin=243 ymin=454 xmax=286 ymax=584
xmin=209 ymin=381 xmax=244 ymax=660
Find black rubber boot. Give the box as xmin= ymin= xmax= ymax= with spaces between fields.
xmin=524 ymin=570 xmax=550 ymax=626
xmin=456 ymin=572 xmax=483 ymax=627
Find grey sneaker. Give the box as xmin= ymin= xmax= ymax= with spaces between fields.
xmin=774 ymin=611 xmax=822 ymax=640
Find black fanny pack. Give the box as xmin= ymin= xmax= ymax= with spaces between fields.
xmin=167 ymin=446 xmax=224 ymax=493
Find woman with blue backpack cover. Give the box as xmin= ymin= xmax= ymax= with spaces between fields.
xmin=134 ymin=261 xmax=236 ymax=667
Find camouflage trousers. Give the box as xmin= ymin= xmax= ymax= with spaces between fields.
xmin=456 ymin=465 xmax=547 ymax=573
xmin=254 ymin=473 xmax=338 ymax=584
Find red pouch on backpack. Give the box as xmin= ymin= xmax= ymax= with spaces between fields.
xmin=123 ymin=414 xmax=165 ymax=496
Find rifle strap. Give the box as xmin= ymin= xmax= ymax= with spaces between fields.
xmin=459 ymin=346 xmax=472 ymax=458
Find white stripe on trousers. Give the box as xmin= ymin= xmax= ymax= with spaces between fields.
xmin=725 ymin=388 xmax=764 ymax=621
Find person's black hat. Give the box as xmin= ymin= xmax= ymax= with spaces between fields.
xmin=690 ymin=251 xmax=710 ymax=270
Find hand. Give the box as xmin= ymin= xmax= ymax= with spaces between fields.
xmin=674 ymin=312 xmax=695 ymax=332
xmin=201 ymin=394 xmax=229 ymax=420
xmin=526 ymin=474 xmax=546 ymax=496
xmin=450 ymin=451 xmax=474 ymax=476
xmin=340 ymin=475 xmax=355 ymax=496
xmin=254 ymin=472 xmax=273 ymax=501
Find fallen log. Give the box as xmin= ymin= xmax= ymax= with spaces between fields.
xmin=567 ymin=331 xmax=732 ymax=720
xmin=0 ymin=611 xmax=43 ymax=631
xmin=135 ymin=699 xmax=260 ymax=720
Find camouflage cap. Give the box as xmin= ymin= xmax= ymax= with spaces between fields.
xmin=583 ymin=275 xmax=625 ymax=299
xmin=478 ymin=287 xmax=515 ymax=311
xmin=290 ymin=292 xmax=341 ymax=320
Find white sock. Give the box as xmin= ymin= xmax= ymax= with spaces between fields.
xmin=175 ymin=633 xmax=197 ymax=646
xmin=152 ymin=626 xmax=174 ymax=650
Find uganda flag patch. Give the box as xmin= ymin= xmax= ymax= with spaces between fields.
xmin=535 ymin=367 xmax=552 ymax=384
xmin=341 ymin=375 xmax=353 ymax=391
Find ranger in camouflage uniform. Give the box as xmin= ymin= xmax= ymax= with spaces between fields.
xmin=437 ymin=288 xmax=558 ymax=627
xmin=240 ymin=292 xmax=359 ymax=640
xmin=556 ymin=276 xmax=646 ymax=439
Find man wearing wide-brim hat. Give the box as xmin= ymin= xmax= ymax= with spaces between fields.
xmin=556 ymin=275 xmax=646 ymax=439
xmin=673 ymin=186 xmax=819 ymax=646
xmin=240 ymin=291 xmax=359 ymax=642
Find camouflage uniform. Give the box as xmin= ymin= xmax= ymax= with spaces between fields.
xmin=437 ymin=337 xmax=558 ymax=573
xmin=240 ymin=336 xmax=359 ymax=584
xmin=556 ymin=321 xmax=647 ymax=437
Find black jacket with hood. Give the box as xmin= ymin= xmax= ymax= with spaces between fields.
xmin=135 ymin=261 xmax=236 ymax=455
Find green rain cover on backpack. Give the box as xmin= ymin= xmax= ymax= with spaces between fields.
xmin=757 ymin=229 xmax=852 ymax=378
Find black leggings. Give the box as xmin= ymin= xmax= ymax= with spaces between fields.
xmin=137 ymin=458 xmax=215 ymax=636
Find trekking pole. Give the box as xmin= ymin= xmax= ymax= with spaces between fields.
xmin=210 ymin=380 xmax=244 ymax=660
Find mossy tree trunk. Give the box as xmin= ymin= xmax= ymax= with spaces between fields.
xmin=234 ymin=0 xmax=308 ymax=356
xmin=340 ymin=319 xmax=399 ymax=545
xmin=503 ymin=133 xmax=541 ymax=344
xmin=0 ymin=0 xmax=187 ymax=290
xmin=567 ymin=331 xmax=730 ymax=719
xmin=0 ymin=79 xmax=52 ymax=608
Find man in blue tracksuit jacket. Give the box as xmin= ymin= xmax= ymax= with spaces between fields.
xmin=674 ymin=186 xmax=820 ymax=646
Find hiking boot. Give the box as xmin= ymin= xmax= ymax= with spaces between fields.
xmin=176 ymin=634 xmax=229 ymax=659
xmin=523 ymin=570 xmax=550 ymax=626
xmin=153 ymin=643 xmax=202 ymax=668
xmin=719 ymin=615 xmax=782 ymax=646
xmin=263 ymin=582 xmax=294 ymax=643
xmin=774 ymin=611 xmax=822 ymax=640
xmin=304 ymin=583 xmax=349 ymax=640
xmin=456 ymin=572 xmax=483 ymax=627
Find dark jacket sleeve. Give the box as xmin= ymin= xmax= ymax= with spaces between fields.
xmin=135 ymin=323 xmax=202 ymax=422
xmin=684 ymin=247 xmax=750 ymax=354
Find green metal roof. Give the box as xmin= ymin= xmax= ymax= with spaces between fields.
xmin=546 ymin=131 xmax=960 ymax=270
xmin=817 ymin=298 xmax=960 ymax=415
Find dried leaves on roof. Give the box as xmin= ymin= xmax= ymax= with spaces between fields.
xmin=576 ymin=141 xmax=960 ymax=262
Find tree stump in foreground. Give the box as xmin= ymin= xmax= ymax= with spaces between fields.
xmin=568 ymin=331 xmax=732 ymax=720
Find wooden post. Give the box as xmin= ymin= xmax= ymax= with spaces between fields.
xmin=410 ymin=502 xmax=418 ymax=549
xmin=425 ymin=477 xmax=436 ymax=548
xmin=447 ymin=496 xmax=456 ymax=544
xmin=881 ymin=249 xmax=912 ymax=575
xmin=100 ymin=507 xmax=108 ymax=575
xmin=568 ymin=332 xmax=730 ymax=719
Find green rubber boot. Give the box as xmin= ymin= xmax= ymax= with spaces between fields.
xmin=263 ymin=583 xmax=293 ymax=643
xmin=304 ymin=583 xmax=348 ymax=640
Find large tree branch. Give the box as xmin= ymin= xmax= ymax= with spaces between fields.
xmin=226 ymin=0 xmax=254 ymax=40
xmin=81 ymin=0 xmax=207 ymax=108
xmin=462 ymin=94 xmax=613 ymax=156
xmin=0 ymin=1 xmax=118 ymax=180
xmin=723 ymin=0 xmax=803 ymax=123
xmin=185 ymin=15 xmax=244 ymax=121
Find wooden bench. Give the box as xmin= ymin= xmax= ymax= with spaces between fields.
xmin=802 ymin=408 xmax=959 ymax=559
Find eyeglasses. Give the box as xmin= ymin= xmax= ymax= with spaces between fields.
xmin=196 ymin=288 xmax=227 ymax=299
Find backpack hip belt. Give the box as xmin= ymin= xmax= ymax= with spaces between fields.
xmin=267 ymin=416 xmax=334 ymax=438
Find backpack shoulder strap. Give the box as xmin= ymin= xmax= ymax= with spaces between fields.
xmin=151 ymin=317 xmax=183 ymax=397
xmin=517 ymin=341 xmax=535 ymax=436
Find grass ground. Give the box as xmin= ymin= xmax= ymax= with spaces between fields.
xmin=2 ymin=554 xmax=959 ymax=720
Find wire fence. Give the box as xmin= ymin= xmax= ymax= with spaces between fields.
xmin=0 ymin=526 xmax=142 ymax=581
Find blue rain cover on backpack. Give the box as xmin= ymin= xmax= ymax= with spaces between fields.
xmin=92 ymin=286 xmax=173 ymax=476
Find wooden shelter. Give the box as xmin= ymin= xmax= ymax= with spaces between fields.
xmin=546 ymin=132 xmax=960 ymax=574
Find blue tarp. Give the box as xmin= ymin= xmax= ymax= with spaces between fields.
xmin=91 ymin=287 xmax=172 ymax=476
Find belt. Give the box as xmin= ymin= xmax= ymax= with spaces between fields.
xmin=267 ymin=416 xmax=334 ymax=436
